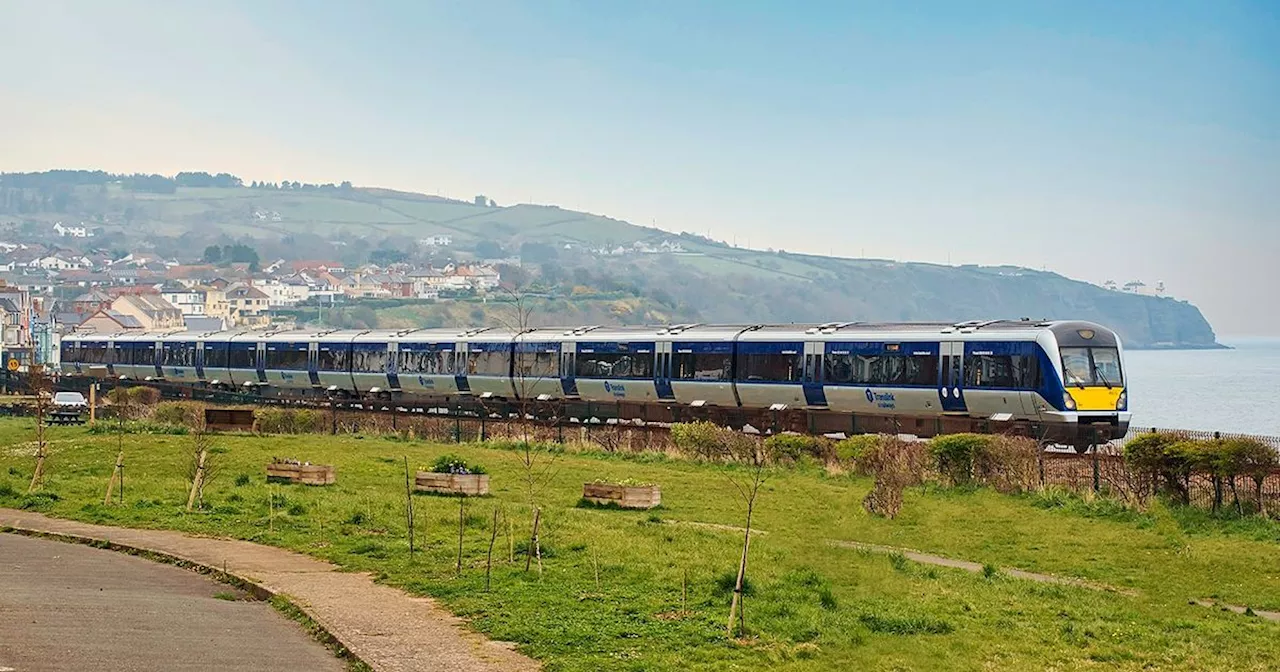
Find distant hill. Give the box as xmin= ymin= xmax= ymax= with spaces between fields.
xmin=0 ymin=170 xmax=1220 ymax=348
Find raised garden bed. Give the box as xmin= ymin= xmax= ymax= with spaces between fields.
xmin=266 ymin=459 xmax=336 ymax=486
xmin=415 ymin=471 xmax=490 ymax=496
xmin=583 ymin=481 xmax=661 ymax=509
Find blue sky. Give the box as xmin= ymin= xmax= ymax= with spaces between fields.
xmin=2 ymin=1 xmax=1277 ymax=335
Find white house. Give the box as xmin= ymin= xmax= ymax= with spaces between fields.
xmin=258 ymin=277 xmax=312 ymax=307
xmin=418 ymin=235 xmax=453 ymax=247
xmin=52 ymin=222 xmax=92 ymax=238
xmin=160 ymin=284 xmax=208 ymax=316
xmin=32 ymin=255 xmax=84 ymax=271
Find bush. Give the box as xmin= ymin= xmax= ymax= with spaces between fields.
xmin=429 ymin=453 xmax=486 ymax=475
xmin=861 ymin=438 xmax=931 ymax=518
xmin=152 ymin=401 xmax=205 ymax=428
xmin=128 ymin=386 xmax=161 ymax=406
xmin=670 ymin=421 xmax=723 ymax=458
xmin=835 ymin=435 xmax=883 ymax=465
xmin=764 ymin=433 xmax=832 ymax=463
xmin=256 ymin=408 xmax=325 ymax=434
xmin=974 ymin=435 xmax=1041 ymax=494
xmin=929 ymin=434 xmax=991 ymax=485
xmin=1125 ymin=433 xmax=1195 ymax=504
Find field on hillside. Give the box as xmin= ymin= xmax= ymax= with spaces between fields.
xmin=2 ymin=418 xmax=1279 ymax=671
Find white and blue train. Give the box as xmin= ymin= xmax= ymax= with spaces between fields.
xmin=59 ymin=319 xmax=1130 ymax=442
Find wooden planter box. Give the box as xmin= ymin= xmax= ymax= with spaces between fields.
xmin=583 ymin=482 xmax=661 ymax=509
xmin=415 ymin=471 xmax=489 ymax=496
xmin=266 ymin=463 xmax=336 ymax=486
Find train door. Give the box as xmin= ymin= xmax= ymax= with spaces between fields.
xmin=386 ymin=341 xmax=401 ymax=390
xmin=938 ymin=341 xmax=967 ymax=412
xmin=654 ymin=341 xmax=674 ymax=401
xmin=802 ymin=341 xmax=827 ymax=407
xmin=195 ymin=340 xmax=206 ymax=380
xmin=454 ymin=341 xmax=471 ymax=393
xmin=559 ymin=342 xmax=578 ymax=397
xmin=255 ymin=341 xmax=267 ymax=384
xmin=307 ymin=342 xmax=320 ymax=387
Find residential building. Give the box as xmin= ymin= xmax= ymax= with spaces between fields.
xmin=259 ymin=277 xmax=311 ymax=307
xmin=78 ymin=309 xmax=144 ymax=332
xmin=419 ymin=234 xmax=453 ymax=247
xmin=410 ymin=269 xmax=445 ymax=299
xmin=110 ymin=293 xmax=184 ymax=330
xmin=0 ymin=298 xmax=23 ymax=346
xmin=203 ymin=286 xmax=230 ymax=322
xmin=225 ymin=284 xmax=271 ymax=327
xmin=160 ymin=282 xmax=207 ymax=316
xmin=53 ymin=222 xmax=91 ymax=238
xmin=69 ymin=289 xmax=114 ymax=318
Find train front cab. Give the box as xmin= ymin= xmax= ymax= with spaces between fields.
xmin=1037 ymin=322 xmax=1131 ymax=446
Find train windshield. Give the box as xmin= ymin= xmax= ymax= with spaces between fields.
xmin=1060 ymin=347 xmax=1123 ymax=387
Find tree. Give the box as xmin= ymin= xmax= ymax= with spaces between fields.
xmin=203 ymin=245 xmax=223 ymax=264
xmin=520 ymin=242 xmax=559 ymax=263
xmin=475 ymin=240 xmax=505 ymax=259
xmin=720 ymin=428 xmax=770 ymax=638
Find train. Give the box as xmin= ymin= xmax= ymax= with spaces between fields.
xmin=58 ymin=319 xmax=1130 ymax=445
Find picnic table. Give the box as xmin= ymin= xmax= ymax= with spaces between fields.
xmin=46 ymin=409 xmax=85 ymax=425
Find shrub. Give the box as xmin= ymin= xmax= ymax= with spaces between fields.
xmin=152 ymin=401 xmax=205 ymax=428
xmin=669 ymin=422 xmax=760 ymax=463
xmin=835 ymin=435 xmax=883 ymax=466
xmin=256 ymin=408 xmax=324 ymax=434
xmin=127 ymin=386 xmax=161 ymax=406
xmin=930 ymin=434 xmax=991 ymax=485
xmin=974 ymin=435 xmax=1041 ymax=494
xmin=861 ymin=438 xmax=930 ymax=518
xmin=429 ymin=453 xmax=486 ymax=475
xmin=1224 ymin=438 xmax=1279 ymax=515
xmin=764 ymin=433 xmax=832 ymax=463
xmin=670 ymin=421 xmax=723 ymax=458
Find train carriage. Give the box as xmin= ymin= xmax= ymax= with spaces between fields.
xmin=392 ymin=328 xmax=467 ymax=398
xmin=561 ymin=326 xmax=662 ymax=404
xmin=457 ymin=328 xmax=517 ymax=399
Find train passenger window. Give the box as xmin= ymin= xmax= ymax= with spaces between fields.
xmin=227 ymin=345 xmax=256 ymax=369
xmin=673 ymin=353 xmax=731 ymax=381
xmin=352 ymin=347 xmax=388 ymax=373
xmin=964 ymin=354 xmax=1035 ymax=388
xmin=467 ymin=350 xmax=509 ymax=376
xmin=162 ymin=344 xmax=195 ymax=368
xmin=265 ymin=344 xmax=308 ymax=370
xmin=735 ymin=352 xmax=803 ymax=382
xmin=575 ymin=352 xmax=654 ymax=379
xmin=317 ymin=344 xmax=349 ymax=371
xmin=823 ymin=353 xmax=938 ymax=386
xmin=398 ymin=348 xmax=454 ymax=375
xmin=516 ymin=350 xmax=558 ymax=379
xmin=204 ymin=344 xmax=228 ymax=369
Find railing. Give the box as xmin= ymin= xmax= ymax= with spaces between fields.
xmin=1113 ymin=426 xmax=1280 ymax=451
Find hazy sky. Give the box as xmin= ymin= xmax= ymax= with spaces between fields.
xmin=2 ymin=1 xmax=1277 ymax=337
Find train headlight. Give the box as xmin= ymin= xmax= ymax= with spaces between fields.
xmin=1062 ymin=393 xmax=1077 ymax=410
xmin=1116 ymin=391 xmax=1127 ymax=411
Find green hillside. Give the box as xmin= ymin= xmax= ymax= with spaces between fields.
xmin=0 ymin=172 xmax=1219 ymax=348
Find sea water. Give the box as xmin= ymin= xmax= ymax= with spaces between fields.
xmin=1124 ymin=338 xmax=1280 ymax=436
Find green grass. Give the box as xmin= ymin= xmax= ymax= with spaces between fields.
xmin=2 ymin=418 xmax=1279 ymax=670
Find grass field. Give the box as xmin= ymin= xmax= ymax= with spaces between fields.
xmin=2 ymin=419 xmax=1278 ymax=671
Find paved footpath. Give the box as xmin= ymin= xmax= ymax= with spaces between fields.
xmin=0 ymin=533 xmax=345 ymax=672
xmin=0 ymin=509 xmax=540 ymax=672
